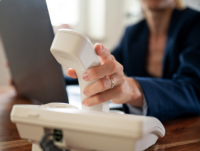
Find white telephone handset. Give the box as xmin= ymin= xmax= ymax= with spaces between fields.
xmin=50 ymin=29 xmax=109 ymax=112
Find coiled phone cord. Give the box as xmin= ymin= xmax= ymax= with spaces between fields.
xmin=40 ymin=133 xmax=68 ymax=151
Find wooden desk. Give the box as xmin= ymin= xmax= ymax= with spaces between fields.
xmin=0 ymin=87 xmax=200 ymax=151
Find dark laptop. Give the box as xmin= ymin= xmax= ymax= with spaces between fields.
xmin=0 ymin=0 xmax=68 ymax=104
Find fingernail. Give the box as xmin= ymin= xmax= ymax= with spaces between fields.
xmin=83 ymin=90 xmax=87 ymax=96
xmin=82 ymin=101 xmax=88 ymax=107
xmin=83 ymin=73 xmax=89 ymax=81
xmin=100 ymin=45 xmax=105 ymax=52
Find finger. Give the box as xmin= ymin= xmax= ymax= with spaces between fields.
xmin=82 ymin=59 xmax=118 ymax=81
xmin=67 ymin=68 xmax=77 ymax=79
xmin=94 ymin=43 xmax=113 ymax=63
xmin=83 ymin=73 xmax=125 ymax=97
xmin=82 ymin=86 xmax=122 ymax=107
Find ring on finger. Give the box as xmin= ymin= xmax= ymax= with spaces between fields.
xmin=109 ymin=76 xmax=115 ymax=89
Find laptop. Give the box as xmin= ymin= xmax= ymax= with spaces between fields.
xmin=0 ymin=0 xmax=68 ymax=104
xmin=0 ymin=0 xmax=122 ymax=109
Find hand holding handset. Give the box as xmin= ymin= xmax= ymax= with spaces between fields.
xmin=50 ymin=29 xmax=109 ymax=112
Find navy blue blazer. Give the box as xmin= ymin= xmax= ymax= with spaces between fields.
xmin=112 ymin=8 xmax=200 ymax=121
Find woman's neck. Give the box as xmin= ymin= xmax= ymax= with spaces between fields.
xmin=145 ymin=7 xmax=174 ymax=37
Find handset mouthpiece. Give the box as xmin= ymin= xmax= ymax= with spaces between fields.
xmin=50 ymin=29 xmax=109 ymax=112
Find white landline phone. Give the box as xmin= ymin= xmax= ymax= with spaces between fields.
xmin=10 ymin=29 xmax=165 ymax=151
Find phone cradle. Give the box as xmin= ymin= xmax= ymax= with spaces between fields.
xmin=11 ymin=103 xmax=165 ymax=151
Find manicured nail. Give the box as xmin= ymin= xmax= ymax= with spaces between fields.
xmin=82 ymin=101 xmax=88 ymax=107
xmin=100 ymin=45 xmax=105 ymax=52
xmin=83 ymin=90 xmax=87 ymax=96
xmin=83 ymin=73 xmax=89 ymax=81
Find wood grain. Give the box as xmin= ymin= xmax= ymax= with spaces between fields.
xmin=0 ymin=140 xmax=31 ymax=150
xmin=0 ymin=87 xmax=200 ymax=151
xmin=0 ymin=87 xmax=39 ymax=151
xmin=147 ymin=139 xmax=200 ymax=151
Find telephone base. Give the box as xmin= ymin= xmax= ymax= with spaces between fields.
xmin=32 ymin=144 xmax=89 ymax=151
xmin=32 ymin=132 xmax=159 ymax=151
xmin=11 ymin=104 xmax=165 ymax=151
xmin=32 ymin=144 xmax=42 ymax=151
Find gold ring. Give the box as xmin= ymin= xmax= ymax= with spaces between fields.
xmin=110 ymin=77 xmax=115 ymax=89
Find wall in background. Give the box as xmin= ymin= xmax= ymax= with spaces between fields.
xmin=53 ymin=0 xmax=126 ymax=51
xmin=183 ymin=0 xmax=200 ymax=11
xmin=91 ymin=0 xmax=125 ymax=51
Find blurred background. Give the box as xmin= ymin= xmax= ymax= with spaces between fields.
xmin=0 ymin=0 xmax=200 ymax=86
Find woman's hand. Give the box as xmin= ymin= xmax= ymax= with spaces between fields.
xmin=67 ymin=44 xmax=144 ymax=107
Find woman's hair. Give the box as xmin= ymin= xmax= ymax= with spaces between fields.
xmin=174 ymin=0 xmax=185 ymax=10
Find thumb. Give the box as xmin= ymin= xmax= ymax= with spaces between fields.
xmin=67 ymin=68 xmax=78 ymax=79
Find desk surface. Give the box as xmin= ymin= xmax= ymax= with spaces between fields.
xmin=0 ymin=87 xmax=200 ymax=151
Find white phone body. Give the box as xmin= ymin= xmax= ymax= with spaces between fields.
xmin=11 ymin=104 xmax=165 ymax=151
xmin=50 ymin=29 xmax=109 ymax=112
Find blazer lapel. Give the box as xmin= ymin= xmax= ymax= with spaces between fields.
xmin=162 ymin=9 xmax=179 ymax=78
xmin=128 ymin=21 xmax=149 ymax=77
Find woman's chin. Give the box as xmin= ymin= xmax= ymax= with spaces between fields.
xmin=141 ymin=0 xmax=172 ymax=11
xmin=144 ymin=4 xmax=170 ymax=11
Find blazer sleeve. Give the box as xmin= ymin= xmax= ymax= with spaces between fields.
xmin=134 ymin=20 xmax=200 ymax=121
